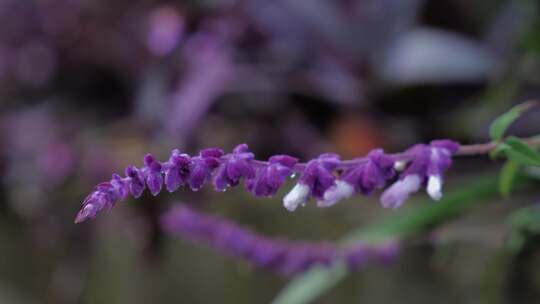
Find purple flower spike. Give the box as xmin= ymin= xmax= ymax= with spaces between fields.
xmin=125 ymin=166 xmax=145 ymax=198
xmin=283 ymin=153 xmax=340 ymax=211
xmin=161 ymin=205 xmax=400 ymax=275
xmin=76 ymin=139 xmax=461 ymax=223
xmin=319 ymin=149 xmax=395 ymax=208
xmin=213 ymin=144 xmax=255 ymax=191
xmin=164 ymin=149 xmax=191 ymax=192
xmin=246 ymin=155 xmax=298 ymax=197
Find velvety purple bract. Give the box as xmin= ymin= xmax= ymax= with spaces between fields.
xmin=144 ymin=154 xmax=163 ymax=196
xmin=400 ymin=140 xmax=459 ymax=181
xmin=125 ymin=166 xmax=145 ymax=198
xmin=427 ymin=140 xmax=458 ymax=176
xmin=164 ymin=149 xmax=191 ymax=192
xmin=246 ymin=154 xmax=298 ymax=197
xmin=188 ymin=149 xmax=222 ymax=191
xmin=299 ymin=153 xmax=340 ymax=198
xmin=342 ymin=149 xmax=395 ymax=195
xmin=110 ymin=173 xmax=129 ymax=200
xmin=213 ymin=144 xmax=255 ymax=191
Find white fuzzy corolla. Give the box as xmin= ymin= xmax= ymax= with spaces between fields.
xmin=427 ymin=175 xmax=442 ymax=201
xmin=283 ymin=183 xmax=310 ymax=212
xmin=380 ymin=174 xmax=422 ymax=208
xmin=317 ymin=180 xmax=354 ymax=208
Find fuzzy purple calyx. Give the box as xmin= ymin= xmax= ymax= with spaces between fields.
xmin=213 ymin=144 xmax=255 ymax=191
xmin=246 ymin=154 xmax=298 ymax=197
xmin=144 ymin=154 xmax=163 ymax=196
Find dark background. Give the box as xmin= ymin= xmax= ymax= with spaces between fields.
xmin=0 ymin=0 xmax=540 ymax=303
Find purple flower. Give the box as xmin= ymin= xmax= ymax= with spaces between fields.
xmin=164 ymin=149 xmax=191 ymax=192
xmin=125 ymin=166 xmax=145 ymax=198
xmin=283 ymin=153 xmax=340 ymax=211
xmin=143 ymin=154 xmax=163 ymax=196
xmin=246 ymin=155 xmax=298 ymax=197
xmin=189 ymin=148 xmax=224 ymax=191
xmin=213 ymin=144 xmax=255 ymax=191
xmin=380 ymin=140 xmax=459 ymax=208
xmin=318 ymin=149 xmax=395 ymax=208
xmin=110 ymin=173 xmax=129 ymax=200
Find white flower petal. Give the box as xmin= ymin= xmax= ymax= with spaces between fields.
xmin=427 ymin=175 xmax=443 ymax=201
xmin=317 ymin=180 xmax=354 ymax=208
xmin=283 ymin=183 xmax=310 ymax=212
xmin=380 ymin=174 xmax=421 ymax=208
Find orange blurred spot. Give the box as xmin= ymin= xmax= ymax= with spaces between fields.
xmin=329 ymin=114 xmax=384 ymax=158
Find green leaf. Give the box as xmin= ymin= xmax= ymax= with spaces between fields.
xmin=271 ymin=263 xmax=347 ymax=304
xmin=499 ymin=160 xmax=520 ymax=197
xmin=273 ymin=176 xmax=502 ymax=304
xmin=504 ymin=137 xmax=540 ymax=166
xmin=489 ymin=100 xmax=538 ymax=141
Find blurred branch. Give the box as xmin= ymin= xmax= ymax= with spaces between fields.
xmin=456 ymin=136 xmax=540 ymax=156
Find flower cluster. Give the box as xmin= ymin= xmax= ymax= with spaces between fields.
xmin=75 ymin=140 xmax=459 ymax=223
xmin=161 ymin=205 xmax=399 ymax=275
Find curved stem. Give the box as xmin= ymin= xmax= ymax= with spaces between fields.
xmin=456 ymin=136 xmax=540 ymax=156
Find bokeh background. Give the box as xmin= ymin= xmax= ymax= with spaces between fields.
xmin=1 ymin=0 xmax=540 ymax=303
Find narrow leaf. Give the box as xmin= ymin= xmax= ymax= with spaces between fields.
xmin=499 ymin=160 xmax=519 ymax=197
xmin=271 ymin=263 xmax=347 ymax=304
xmin=504 ymin=137 xmax=540 ymax=166
xmin=489 ymin=100 xmax=538 ymax=141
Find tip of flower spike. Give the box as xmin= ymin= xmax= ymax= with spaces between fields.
xmin=74 ymin=205 xmax=93 ymax=223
